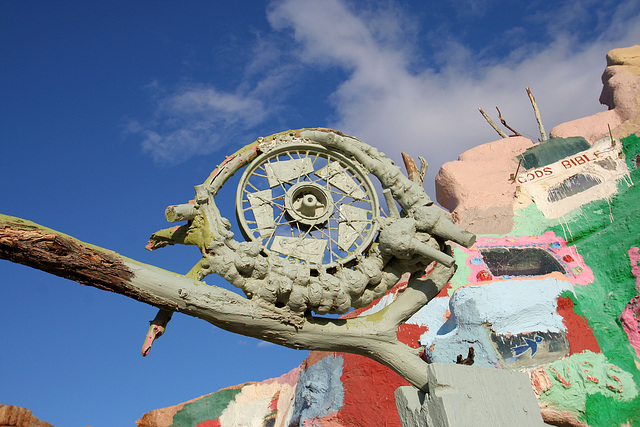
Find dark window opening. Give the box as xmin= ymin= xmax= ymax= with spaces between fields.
xmin=479 ymin=248 xmax=565 ymax=277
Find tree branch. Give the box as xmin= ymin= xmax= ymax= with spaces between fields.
xmin=1 ymin=213 xmax=454 ymax=391
xmin=496 ymin=107 xmax=522 ymax=137
xmin=383 ymin=259 xmax=455 ymax=328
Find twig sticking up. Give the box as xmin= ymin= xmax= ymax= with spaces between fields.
xmin=418 ymin=156 xmax=428 ymax=184
xmin=526 ymin=87 xmax=547 ymax=142
xmin=402 ymin=152 xmax=426 ymax=185
xmin=496 ymin=107 xmax=522 ymax=136
xmin=608 ymin=123 xmax=615 ymax=147
xmin=479 ymin=108 xmax=508 ymax=138
xmin=509 ymin=158 xmax=523 ymax=183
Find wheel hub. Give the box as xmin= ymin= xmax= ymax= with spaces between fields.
xmin=285 ymin=182 xmax=334 ymax=226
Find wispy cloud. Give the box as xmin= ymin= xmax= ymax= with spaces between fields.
xmin=129 ymin=31 xmax=301 ymax=165
xmin=129 ymin=84 xmax=266 ymax=164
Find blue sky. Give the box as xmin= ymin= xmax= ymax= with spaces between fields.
xmin=1 ymin=1 xmax=639 ymax=425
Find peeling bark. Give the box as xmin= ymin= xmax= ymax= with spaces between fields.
xmin=0 ymin=217 xmax=134 ymax=294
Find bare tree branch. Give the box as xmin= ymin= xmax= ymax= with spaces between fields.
xmin=1 ymin=129 xmax=475 ymax=394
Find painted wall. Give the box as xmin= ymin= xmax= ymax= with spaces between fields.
xmin=425 ymin=45 xmax=640 ymax=426
xmin=429 ymin=146 xmax=640 ymax=425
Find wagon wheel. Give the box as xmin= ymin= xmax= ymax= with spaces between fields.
xmin=236 ymin=143 xmax=380 ymax=269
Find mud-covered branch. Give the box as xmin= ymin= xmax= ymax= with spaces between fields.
xmin=2 ymin=129 xmax=473 ymax=395
xmin=0 ymin=213 xmax=453 ymax=391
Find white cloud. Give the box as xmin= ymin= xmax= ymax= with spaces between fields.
xmin=133 ymin=0 xmax=640 ymax=202
xmin=267 ymin=0 xmax=640 ymax=196
xmin=130 ymin=85 xmax=266 ymax=164
xmin=130 ymin=32 xmax=301 ymax=165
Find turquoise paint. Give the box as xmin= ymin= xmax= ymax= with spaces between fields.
xmin=519 ymin=136 xmax=591 ymax=169
xmin=426 ymin=276 xmax=574 ymax=367
xmin=450 ymin=246 xmax=472 ymax=293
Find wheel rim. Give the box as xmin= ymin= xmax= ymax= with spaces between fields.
xmin=236 ymin=143 xmax=380 ymax=268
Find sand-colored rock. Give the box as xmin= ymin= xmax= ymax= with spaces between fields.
xmin=551 ymin=45 xmax=640 ymax=143
xmin=0 ymin=405 xmax=54 ymax=427
xmin=435 ymin=136 xmax=533 ymax=234
xmin=606 ymin=45 xmax=640 ymax=67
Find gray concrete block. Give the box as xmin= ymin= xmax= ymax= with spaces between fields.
xmin=395 ymin=386 xmax=426 ymax=427
xmin=395 ymin=363 xmax=545 ymax=426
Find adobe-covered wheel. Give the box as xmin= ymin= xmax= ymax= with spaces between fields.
xmin=236 ymin=143 xmax=380 ymax=268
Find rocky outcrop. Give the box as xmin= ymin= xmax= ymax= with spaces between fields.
xmin=0 ymin=405 xmax=54 ymax=427
xmin=550 ymin=45 xmax=640 ymax=143
xmin=435 ymin=135 xmax=533 ymax=234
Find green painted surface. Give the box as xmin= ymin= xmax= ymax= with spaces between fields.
xmin=464 ymin=134 xmax=640 ymax=425
xmin=540 ymin=351 xmax=637 ymax=417
xmin=170 ymin=386 xmax=245 ymax=427
xmin=449 ymin=245 xmax=471 ymax=294
xmin=546 ymin=134 xmax=640 ymax=425
xmin=518 ymin=134 xmax=640 ymax=425
xmin=511 ymin=203 xmax=557 ymax=237
xmin=585 ymin=392 xmax=640 ymax=427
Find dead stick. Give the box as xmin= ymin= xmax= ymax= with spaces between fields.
xmin=479 ymin=108 xmax=508 ymax=138
xmin=496 ymin=107 xmax=521 ymax=136
xmin=526 ymin=87 xmax=547 ymax=141
xmin=608 ymin=123 xmax=615 ymax=147
xmin=418 ymin=156 xmax=428 ymax=184
xmin=510 ymin=158 xmax=523 ymax=183
xmin=402 ymin=152 xmax=423 ymax=185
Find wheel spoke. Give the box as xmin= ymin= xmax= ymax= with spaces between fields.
xmin=237 ymin=144 xmax=379 ymax=267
